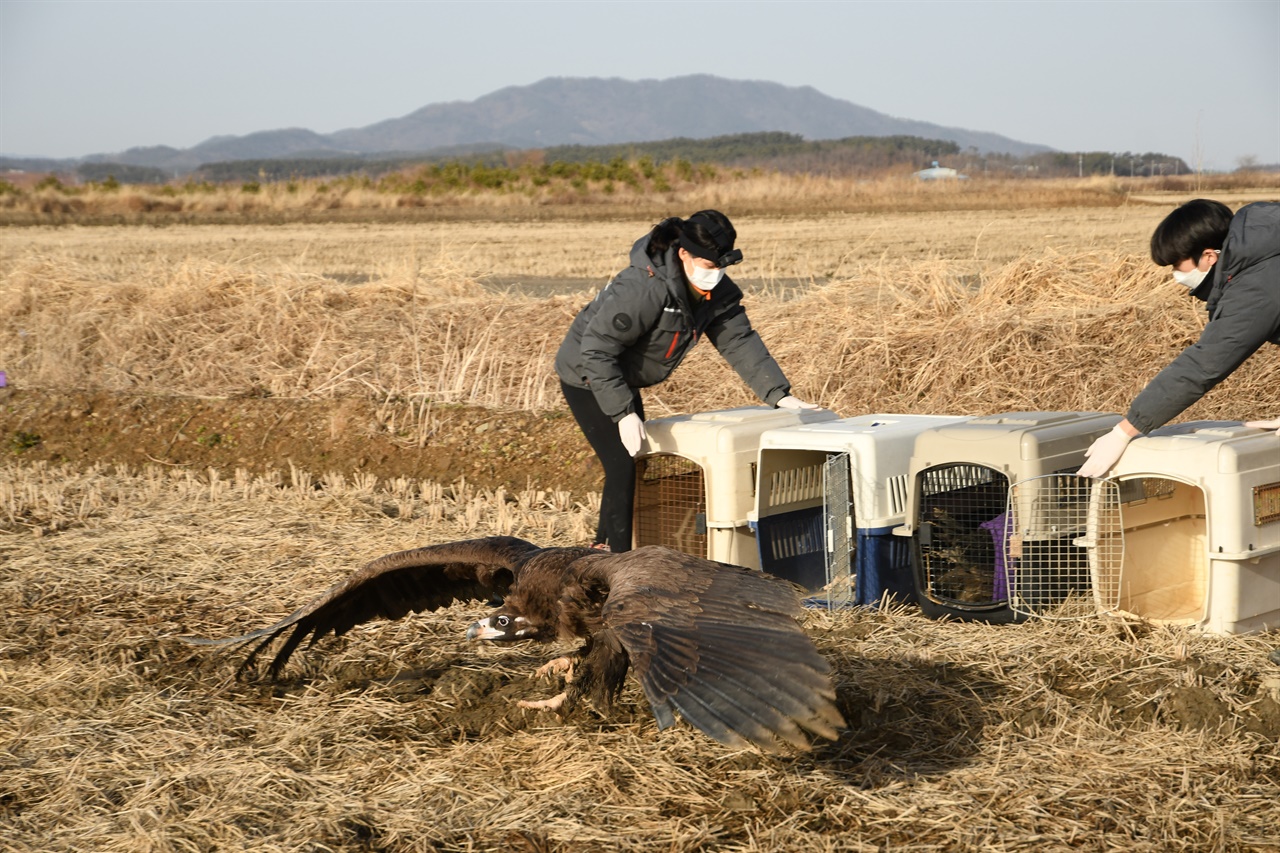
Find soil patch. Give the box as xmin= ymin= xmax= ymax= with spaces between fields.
xmin=0 ymin=387 xmax=604 ymax=497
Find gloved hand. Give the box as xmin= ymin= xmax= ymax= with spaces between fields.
xmin=1077 ymin=425 xmax=1134 ymax=478
xmin=776 ymin=395 xmax=820 ymax=410
xmin=1244 ymin=418 xmax=1280 ymax=433
xmin=618 ymin=412 xmax=646 ymax=457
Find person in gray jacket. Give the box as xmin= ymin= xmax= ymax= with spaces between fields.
xmin=554 ymin=209 xmax=817 ymax=551
xmin=1079 ymin=199 xmax=1280 ymax=477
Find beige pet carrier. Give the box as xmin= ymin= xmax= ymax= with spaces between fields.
xmin=633 ymin=406 xmax=838 ymax=567
xmin=893 ymin=411 xmax=1123 ymax=623
xmin=1087 ymin=422 xmax=1280 ymax=634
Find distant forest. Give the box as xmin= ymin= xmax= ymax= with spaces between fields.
xmin=7 ymin=132 xmax=1211 ymax=186
xmin=186 ymin=133 xmax=1194 ymax=184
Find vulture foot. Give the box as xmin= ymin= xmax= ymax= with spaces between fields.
xmin=534 ymin=655 xmax=576 ymax=683
xmin=518 ymin=691 xmax=569 ymax=713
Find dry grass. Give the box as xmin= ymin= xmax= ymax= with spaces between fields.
xmin=2 ymin=207 xmax=1277 ymax=424
xmin=4 ymin=172 xmax=1277 ymax=225
xmin=2 ymin=192 xmax=1279 ymax=851
xmin=1 ymin=462 xmax=1278 ymax=852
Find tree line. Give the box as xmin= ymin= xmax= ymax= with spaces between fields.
xmin=7 ymin=132 xmax=1200 ymax=188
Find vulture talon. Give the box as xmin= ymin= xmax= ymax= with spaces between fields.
xmin=534 ymin=656 xmax=576 ymax=683
xmin=518 ymin=691 xmax=569 ymax=713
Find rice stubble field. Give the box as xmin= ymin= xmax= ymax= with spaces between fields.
xmin=2 ymin=183 xmax=1279 ymax=851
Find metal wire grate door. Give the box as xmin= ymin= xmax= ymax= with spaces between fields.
xmin=823 ymin=453 xmax=853 ymax=610
xmin=1006 ymin=474 xmax=1123 ymax=619
xmin=916 ymin=464 xmax=1010 ymax=609
xmin=633 ymin=454 xmax=707 ymax=558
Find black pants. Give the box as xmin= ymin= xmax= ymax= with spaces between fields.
xmin=561 ymin=381 xmax=645 ymax=552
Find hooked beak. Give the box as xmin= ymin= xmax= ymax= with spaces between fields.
xmin=466 ymin=617 xmax=501 ymax=642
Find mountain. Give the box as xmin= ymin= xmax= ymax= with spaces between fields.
xmin=329 ymin=75 xmax=1049 ymax=158
xmin=81 ymin=129 xmax=350 ymax=175
xmin=22 ymin=75 xmax=1053 ymax=175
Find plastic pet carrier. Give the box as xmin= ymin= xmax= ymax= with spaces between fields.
xmin=1085 ymin=422 xmax=1280 ymax=635
xmin=750 ymin=414 xmax=968 ymax=607
xmin=633 ymin=406 xmax=838 ymax=566
xmin=893 ymin=411 xmax=1122 ymax=623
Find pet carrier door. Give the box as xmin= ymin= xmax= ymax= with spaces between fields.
xmin=912 ymin=463 xmax=1021 ymax=622
xmin=823 ymin=452 xmax=854 ymax=610
xmin=633 ymin=454 xmax=707 ymax=557
xmin=1006 ymin=474 xmax=1124 ymax=619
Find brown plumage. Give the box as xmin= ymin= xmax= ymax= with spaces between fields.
xmin=183 ymin=535 xmax=845 ymax=753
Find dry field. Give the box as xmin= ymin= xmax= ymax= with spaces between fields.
xmin=2 ymin=179 xmax=1280 ymax=851
xmin=2 ymin=463 xmax=1278 ymax=852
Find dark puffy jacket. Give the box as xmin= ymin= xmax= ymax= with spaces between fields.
xmin=554 ymin=234 xmax=791 ymax=421
xmin=1128 ymin=201 xmax=1280 ymax=432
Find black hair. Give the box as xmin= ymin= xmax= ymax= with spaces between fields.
xmin=1150 ymin=199 xmax=1233 ymax=266
xmin=646 ymin=217 xmax=685 ymax=259
xmin=646 ymin=210 xmax=737 ymax=262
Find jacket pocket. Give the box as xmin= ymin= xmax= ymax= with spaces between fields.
xmin=654 ymin=309 xmax=688 ymax=362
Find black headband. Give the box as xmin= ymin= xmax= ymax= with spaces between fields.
xmin=678 ymin=215 xmax=744 ymax=268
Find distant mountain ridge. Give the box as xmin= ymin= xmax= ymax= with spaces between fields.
xmin=13 ymin=75 xmax=1054 ymax=175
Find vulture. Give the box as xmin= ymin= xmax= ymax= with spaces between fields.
xmin=183 ymin=536 xmax=846 ymax=753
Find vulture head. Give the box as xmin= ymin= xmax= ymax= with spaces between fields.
xmin=465 ymin=610 xmax=540 ymax=642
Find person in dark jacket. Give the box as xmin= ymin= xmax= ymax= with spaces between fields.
xmin=1079 ymin=199 xmax=1280 ymax=477
xmin=554 ymin=209 xmax=818 ymax=552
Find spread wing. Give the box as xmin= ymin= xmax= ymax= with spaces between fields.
xmin=595 ymin=546 xmax=845 ymax=753
xmin=181 ymin=535 xmax=542 ymax=678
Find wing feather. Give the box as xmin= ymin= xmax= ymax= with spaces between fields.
xmin=595 ymin=546 xmax=846 ymax=752
xmin=181 ymin=536 xmax=541 ymax=677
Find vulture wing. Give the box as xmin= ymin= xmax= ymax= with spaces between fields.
xmin=596 ymin=546 xmax=845 ymax=753
xmin=182 ymin=535 xmax=541 ymax=677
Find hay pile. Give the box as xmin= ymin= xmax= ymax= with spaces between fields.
xmin=1 ymin=248 xmax=1276 ymax=424
xmin=2 ymin=462 xmax=1278 ymax=852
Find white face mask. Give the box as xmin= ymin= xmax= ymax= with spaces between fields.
xmin=1172 ymin=268 xmax=1208 ymax=289
xmin=689 ymin=264 xmax=725 ymax=290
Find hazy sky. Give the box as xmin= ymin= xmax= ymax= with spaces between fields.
xmin=2 ymin=0 xmax=1277 ymax=171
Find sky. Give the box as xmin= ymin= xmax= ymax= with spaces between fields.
xmin=1 ymin=0 xmax=1277 ymax=172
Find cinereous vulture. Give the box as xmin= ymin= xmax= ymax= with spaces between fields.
xmin=183 ymin=536 xmax=846 ymax=753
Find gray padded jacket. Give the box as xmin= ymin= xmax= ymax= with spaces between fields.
xmin=1128 ymin=201 xmax=1280 ymax=432
xmin=554 ymin=234 xmax=792 ymax=422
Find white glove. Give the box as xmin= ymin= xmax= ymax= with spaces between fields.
xmin=776 ymin=395 xmax=819 ymax=410
xmin=1244 ymin=418 xmax=1280 ymax=432
xmin=618 ymin=412 xmax=646 ymax=457
xmin=1077 ymin=425 xmax=1134 ymax=478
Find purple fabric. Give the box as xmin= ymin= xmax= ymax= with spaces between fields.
xmin=980 ymin=512 xmax=1010 ymax=602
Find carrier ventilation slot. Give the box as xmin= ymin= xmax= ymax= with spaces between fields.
xmin=888 ymin=475 xmax=909 ymax=517
xmin=1255 ymin=482 xmax=1280 ymax=526
xmin=767 ymin=463 xmax=824 ymax=508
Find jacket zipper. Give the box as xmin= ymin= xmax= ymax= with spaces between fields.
xmin=665 ymin=332 xmax=680 ymax=359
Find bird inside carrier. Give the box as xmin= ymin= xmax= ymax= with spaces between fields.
xmin=899 ymin=411 xmax=1123 ymax=623
xmin=913 ymin=462 xmax=1020 ymax=619
xmin=632 ymin=406 xmax=839 ymax=566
